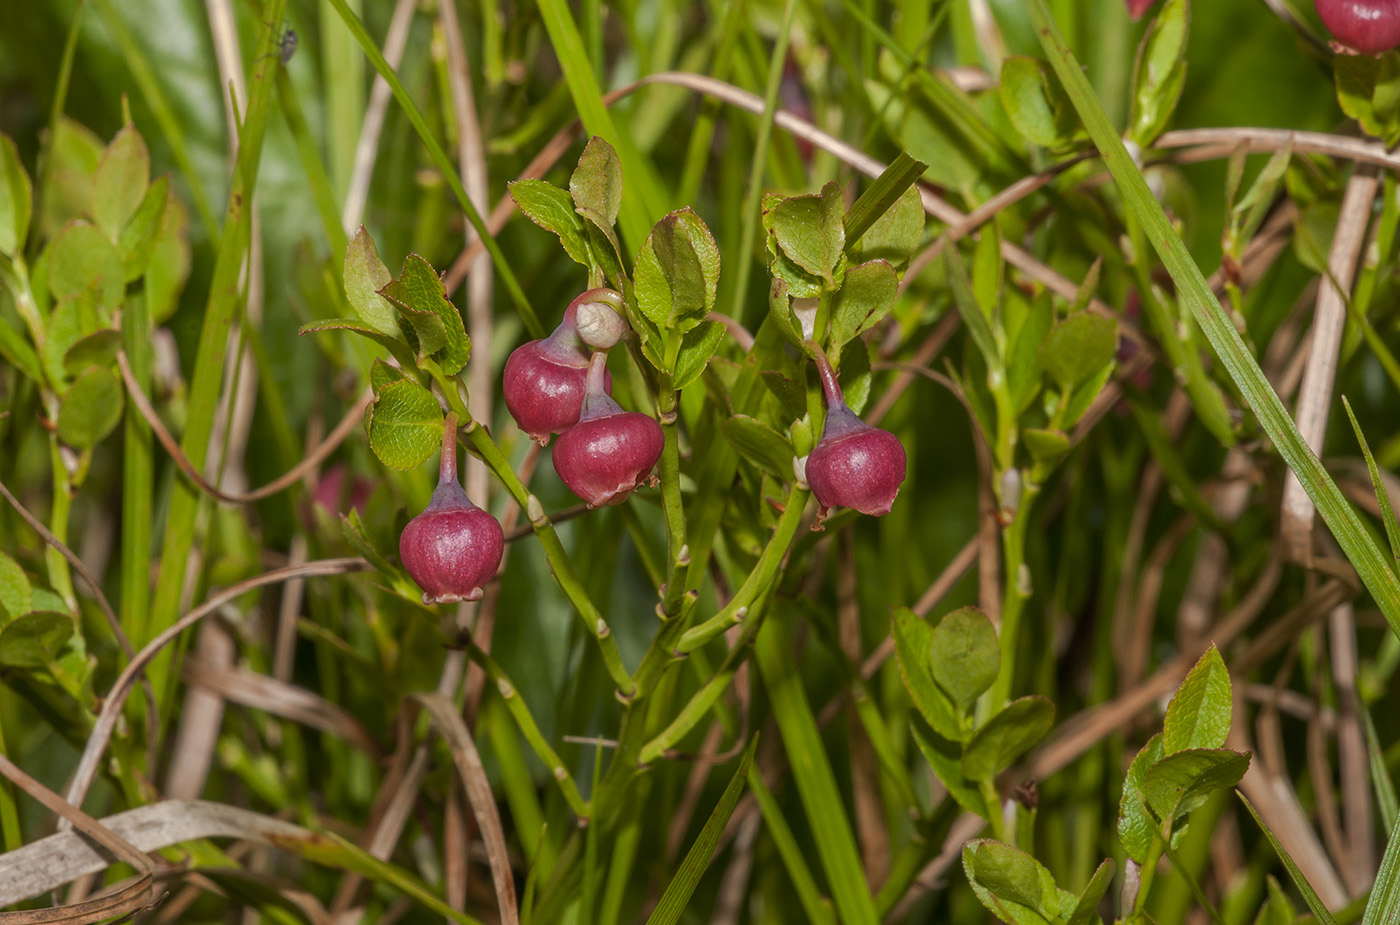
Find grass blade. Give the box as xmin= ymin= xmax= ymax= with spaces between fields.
xmin=1343 ymin=396 xmax=1400 ymax=565
xmin=1365 ymin=811 xmax=1400 ymax=924
xmin=322 ymin=0 xmax=541 ymax=337
xmin=754 ymin=614 xmax=880 ymax=925
xmin=1237 ymin=791 xmax=1339 ymax=925
xmin=644 ymin=736 xmax=759 ymax=925
xmin=844 ymin=151 xmax=929 ymax=244
xmin=1027 ymin=0 xmax=1400 ymax=637
xmin=748 ymin=766 xmax=838 ymax=925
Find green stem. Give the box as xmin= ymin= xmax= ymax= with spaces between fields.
xmin=980 ymin=779 xmax=1006 ymax=841
xmin=639 ymin=591 xmax=771 ymax=764
xmin=459 ymin=416 xmax=635 ymax=696
xmin=676 ymin=483 xmax=810 ymax=653
xmin=120 ymin=290 xmax=153 ymax=648
xmin=989 ymin=484 xmax=1035 ymax=712
xmin=1136 ymin=836 xmax=1165 ymax=914
xmin=462 ymin=639 xmax=589 ymax=820
xmin=46 ymin=440 xmax=76 ymax=611
xmin=0 ymin=712 xmax=20 ymax=853
xmin=657 ymin=363 xmax=687 ymax=619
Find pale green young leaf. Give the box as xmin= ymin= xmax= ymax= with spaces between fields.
xmin=1127 ymin=0 xmax=1189 ymax=146
xmin=367 ymin=379 xmax=444 ymax=471
xmin=768 ymin=277 xmax=806 ymax=348
xmin=961 ymin=696 xmax=1055 ymax=781
xmin=0 ymin=134 xmax=32 ymax=258
xmin=972 ymin=222 xmax=1003 ymax=322
xmin=117 ymin=174 xmax=169 ymax=281
xmin=42 ymin=287 xmax=100 ymax=389
xmin=1038 ymin=312 xmax=1117 ymax=391
xmin=1061 ymin=360 xmax=1115 ymax=430
xmin=0 ymin=551 xmax=32 ymax=625
xmin=929 ymin=606 xmax=1000 ymax=710
xmin=510 ymin=178 xmax=592 ymax=268
xmin=722 ymin=415 xmax=795 ymax=480
xmin=673 ymin=320 xmax=726 ymax=390
xmin=379 ymin=254 xmax=470 ymax=375
xmin=369 ymin=358 xmax=407 ymax=392
xmin=1118 ymin=734 xmax=1166 ymax=863
xmin=91 ymin=123 xmax=149 ymax=242
xmin=765 ymin=182 xmax=846 ymax=286
xmin=570 ymin=136 xmax=623 ymax=230
xmin=892 ymin=607 xmax=961 ymax=741
xmin=343 ymin=226 xmax=400 ymax=338
xmin=0 ymin=611 xmax=74 ymax=668
xmin=829 ymin=260 xmax=897 ymax=353
xmin=1144 ymin=748 xmax=1250 ymax=823
xmin=57 ymin=365 xmax=124 ymax=449
xmin=0 ymin=315 xmax=43 ymax=384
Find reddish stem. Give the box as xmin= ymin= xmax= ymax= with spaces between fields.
xmin=440 ymin=412 xmax=458 ymax=485
xmin=806 ymin=340 xmax=845 ymax=407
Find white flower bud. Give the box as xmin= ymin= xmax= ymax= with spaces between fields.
xmin=576 ymin=299 xmax=629 ymax=349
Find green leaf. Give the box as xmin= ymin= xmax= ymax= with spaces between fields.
xmin=509 ymin=178 xmax=592 ymax=268
xmin=1068 ymin=859 xmax=1116 ymax=925
xmin=146 ymin=189 xmax=190 ymax=325
xmin=1238 ymin=792 xmax=1340 ymax=925
xmin=1144 ymin=748 xmax=1250 ymax=824
xmin=0 ymin=315 xmax=42 ymax=384
xmin=1336 ymin=55 xmax=1386 ymax=143
xmin=58 ymin=365 xmax=124 ymax=449
xmin=369 ymin=358 xmax=407 ymax=392
xmin=1061 ymin=359 xmax=1115 ymax=430
xmin=768 ymin=277 xmax=806 ymax=347
xmin=1127 ymin=0 xmax=1189 ymax=146
xmin=1000 ymin=57 xmax=1081 ymax=148
xmin=634 ymin=207 xmax=720 ymax=331
xmin=892 ymin=607 xmax=961 ymax=741
xmin=1163 ymin=644 xmax=1232 ymax=754
xmin=91 ymin=123 xmax=149 ymax=242
xmin=300 ymin=319 xmax=417 ymax=373
xmin=838 ymin=339 xmax=873 ymax=416
xmin=844 ymin=152 xmax=927 ymax=248
xmin=343 ymin=227 xmax=401 ymax=338
xmin=722 ymin=415 xmax=795 ymax=480
xmin=910 ymin=723 xmax=988 ymax=820
xmin=762 ymin=371 xmax=808 ymax=424
xmin=43 ymin=285 xmax=100 ymax=389
xmin=367 ymin=379 xmax=444 ymax=471
xmin=856 ymin=184 xmax=925 ymax=269
xmin=379 ymin=255 xmax=470 ymax=375
xmin=673 ymin=320 xmax=726 ymax=390
xmin=1118 ymin=734 xmax=1166 ymax=863
xmin=117 ymin=174 xmax=169 ymax=281
xmin=0 ymin=551 xmax=33 ymax=625
xmin=973 ymin=222 xmax=1003 ymax=320
xmin=0 ymin=133 xmax=32 ymax=258
xmin=0 ymin=611 xmax=74 ymax=668
xmin=570 ymin=136 xmax=623 ymax=230
xmin=1023 ymin=428 xmax=1070 ymax=464
xmin=962 ymin=696 xmax=1055 ymax=781
xmin=963 ymin=839 xmax=1073 ymax=925
xmin=945 ymin=248 xmax=1000 ymax=366
xmin=1254 ymin=876 xmax=1297 ymax=925
xmin=645 ymin=737 xmax=758 ymax=925
xmin=579 ymin=205 xmax=626 ymax=286
xmin=829 ymin=260 xmax=898 ymax=353
xmin=62 ymin=328 xmax=122 ymax=376
xmin=46 ymin=221 xmax=124 ymax=316
xmin=1038 ymin=312 xmax=1117 ymax=391
xmin=929 ymin=606 xmax=1000 ymax=710
xmin=765 ymin=182 xmax=845 ymax=286
xmin=767 ymin=234 xmax=827 ymax=299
